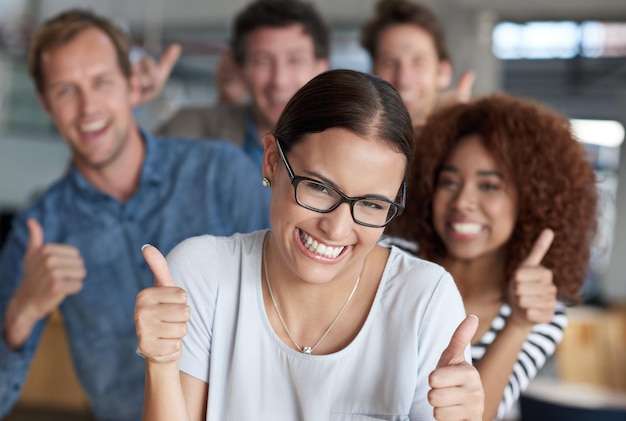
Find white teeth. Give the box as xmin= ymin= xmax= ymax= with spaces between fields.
xmin=80 ymin=120 xmax=107 ymax=132
xmin=299 ymin=230 xmax=344 ymax=258
xmin=451 ymin=223 xmax=483 ymax=235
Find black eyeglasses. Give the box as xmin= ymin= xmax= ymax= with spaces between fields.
xmin=275 ymin=138 xmax=405 ymax=228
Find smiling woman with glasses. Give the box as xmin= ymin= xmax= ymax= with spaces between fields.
xmin=135 ymin=69 xmax=484 ymax=421
xmin=275 ymin=137 xmax=406 ymax=228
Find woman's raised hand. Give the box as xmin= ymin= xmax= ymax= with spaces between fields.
xmin=135 ymin=245 xmax=190 ymax=364
xmin=429 ymin=315 xmax=484 ymax=421
xmin=508 ymin=228 xmax=557 ymax=326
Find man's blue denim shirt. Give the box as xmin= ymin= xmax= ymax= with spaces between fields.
xmin=242 ymin=113 xmax=264 ymax=173
xmin=0 ymin=129 xmax=271 ymax=420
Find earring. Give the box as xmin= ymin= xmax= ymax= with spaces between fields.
xmin=262 ymin=177 xmax=271 ymax=188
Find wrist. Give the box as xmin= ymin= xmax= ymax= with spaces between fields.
xmin=3 ymin=295 xmax=42 ymax=350
xmin=505 ymin=315 xmax=534 ymax=333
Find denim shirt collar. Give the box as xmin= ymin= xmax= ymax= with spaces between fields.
xmin=68 ymin=128 xmax=162 ymax=200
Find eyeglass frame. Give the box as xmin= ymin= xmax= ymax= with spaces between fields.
xmin=274 ymin=137 xmax=406 ymax=228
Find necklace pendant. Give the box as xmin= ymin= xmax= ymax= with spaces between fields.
xmin=302 ymin=346 xmax=313 ymax=354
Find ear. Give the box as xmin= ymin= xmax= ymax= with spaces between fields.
xmin=436 ymin=60 xmax=453 ymax=90
xmin=262 ymin=133 xmax=280 ymax=183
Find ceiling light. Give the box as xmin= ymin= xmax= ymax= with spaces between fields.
xmin=570 ymin=119 xmax=624 ymax=147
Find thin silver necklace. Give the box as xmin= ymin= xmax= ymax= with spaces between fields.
xmin=263 ymin=235 xmax=360 ymax=355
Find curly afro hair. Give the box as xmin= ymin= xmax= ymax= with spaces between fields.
xmin=387 ymin=93 xmax=598 ymax=303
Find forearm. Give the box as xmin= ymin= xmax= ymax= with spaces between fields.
xmin=3 ymin=293 xmax=41 ymax=350
xmin=0 ymin=321 xmax=42 ymax=417
xmin=474 ymin=322 xmax=532 ymax=421
xmin=143 ymin=361 xmax=190 ymax=421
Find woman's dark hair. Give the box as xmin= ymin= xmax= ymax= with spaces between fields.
xmin=274 ymin=69 xmax=414 ymax=174
xmin=387 ymin=93 xmax=598 ymax=303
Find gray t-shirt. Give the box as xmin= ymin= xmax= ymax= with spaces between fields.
xmin=169 ymin=230 xmax=468 ymax=420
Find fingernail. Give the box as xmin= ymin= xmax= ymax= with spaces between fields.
xmin=469 ymin=314 xmax=479 ymax=321
xmin=141 ymin=244 xmax=151 ymax=251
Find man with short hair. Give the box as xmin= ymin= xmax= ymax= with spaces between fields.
xmin=155 ymin=0 xmax=330 ymax=171
xmin=0 ymin=9 xmax=270 ymax=419
xmin=361 ymin=0 xmax=474 ymax=126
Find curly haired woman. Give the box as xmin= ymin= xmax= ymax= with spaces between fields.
xmin=385 ymin=93 xmax=598 ymax=420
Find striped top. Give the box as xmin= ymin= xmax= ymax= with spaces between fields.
xmin=473 ymin=302 xmax=567 ymax=419
xmin=379 ymin=236 xmax=568 ymax=420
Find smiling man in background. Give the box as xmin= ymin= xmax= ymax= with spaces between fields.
xmin=361 ymin=0 xmax=474 ymax=126
xmin=154 ymin=0 xmax=330 ymax=172
xmin=0 ymin=9 xmax=269 ymax=419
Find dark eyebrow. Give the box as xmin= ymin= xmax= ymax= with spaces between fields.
xmin=477 ymin=170 xmax=503 ymax=179
xmin=440 ymin=166 xmax=503 ymax=179
xmin=301 ymin=169 xmax=395 ymax=201
xmin=302 ymin=169 xmax=337 ymax=187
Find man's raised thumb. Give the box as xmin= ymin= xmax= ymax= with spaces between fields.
xmin=437 ymin=314 xmax=479 ymax=368
xmin=142 ymin=244 xmax=176 ymax=287
xmin=26 ymin=218 xmax=44 ymax=256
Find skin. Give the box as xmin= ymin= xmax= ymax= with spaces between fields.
xmin=134 ymin=25 xmax=327 ymax=139
xmin=3 ymin=27 xmax=145 ymax=350
xmin=134 ymin=43 xmax=182 ymax=106
xmin=239 ymin=24 xmax=328 ymax=137
xmin=432 ymin=135 xmax=518 ymax=266
xmin=429 ymin=135 xmax=556 ymax=420
xmin=38 ymin=27 xmax=145 ymax=201
xmin=216 ymin=51 xmax=249 ymax=106
xmin=135 ymin=128 xmax=484 ymax=420
xmin=373 ymin=24 xmax=451 ymax=126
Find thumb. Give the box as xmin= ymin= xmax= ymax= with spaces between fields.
xmin=521 ymin=228 xmax=554 ymax=267
xmin=142 ymin=244 xmax=176 ymax=287
xmin=155 ymin=44 xmax=182 ymax=81
xmin=455 ymin=70 xmax=475 ymax=102
xmin=26 ymin=218 xmax=44 ymax=256
xmin=437 ymin=315 xmax=478 ymax=368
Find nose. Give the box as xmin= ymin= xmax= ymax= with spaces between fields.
xmin=270 ymin=59 xmax=290 ymax=90
xmin=395 ymin=62 xmax=411 ymax=89
xmin=78 ymin=87 xmax=98 ymax=114
xmin=318 ymin=202 xmax=355 ymax=239
xmin=451 ymin=184 xmax=477 ymax=211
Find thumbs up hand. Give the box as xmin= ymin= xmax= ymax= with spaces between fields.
xmin=428 ymin=315 xmax=484 ymax=421
xmin=4 ymin=218 xmax=86 ymax=349
xmin=133 ymin=44 xmax=182 ymax=107
xmin=508 ymin=229 xmax=557 ymax=327
xmin=435 ymin=70 xmax=476 ymax=111
xmin=135 ymin=245 xmax=189 ymax=364
xmin=22 ymin=218 xmax=87 ymax=314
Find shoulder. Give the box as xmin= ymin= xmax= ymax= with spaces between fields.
xmin=382 ymin=245 xmax=457 ymax=302
xmin=167 ymin=231 xmax=266 ymax=273
xmin=15 ymin=174 xmax=74 ymax=222
xmin=151 ymin=134 xmax=248 ymax=165
xmin=385 ymin=244 xmax=445 ymax=278
xmin=168 ymin=104 xmax=247 ymax=122
xmin=166 ymin=230 xmax=265 ymax=294
xmin=378 ymin=235 xmax=419 ymax=255
xmin=156 ymin=104 xmax=249 ymax=141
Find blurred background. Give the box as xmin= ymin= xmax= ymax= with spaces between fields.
xmin=0 ymin=0 xmax=625 ymax=420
